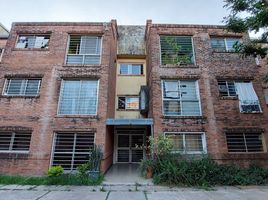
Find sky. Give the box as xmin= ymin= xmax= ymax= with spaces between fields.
xmin=0 ymin=0 xmax=230 ymax=30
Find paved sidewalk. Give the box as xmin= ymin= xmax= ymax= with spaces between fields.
xmin=0 ymin=184 xmax=268 ymax=200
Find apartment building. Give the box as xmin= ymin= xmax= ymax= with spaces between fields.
xmin=0 ymin=23 xmax=9 ymax=62
xmin=0 ymin=20 xmax=267 ymax=176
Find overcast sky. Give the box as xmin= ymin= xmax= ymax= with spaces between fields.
xmin=0 ymin=0 xmax=230 ymax=30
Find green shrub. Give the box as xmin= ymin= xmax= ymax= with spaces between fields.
xmin=47 ymin=166 xmax=64 ymax=177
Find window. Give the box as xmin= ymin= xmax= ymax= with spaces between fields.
xmin=264 ymin=88 xmax=268 ymax=105
xmin=58 ymin=80 xmax=99 ymax=115
xmin=235 ymin=82 xmax=261 ymax=113
xmin=162 ymin=80 xmax=201 ymax=116
xmin=160 ymin=36 xmax=195 ymax=65
xmin=119 ymin=64 xmax=143 ymax=75
xmin=165 ymin=132 xmax=207 ymax=154
xmin=3 ymin=79 xmax=41 ymax=96
xmin=218 ymin=80 xmax=237 ymax=97
xmin=16 ymin=35 xmax=50 ymax=49
xmin=211 ymin=37 xmax=240 ymax=52
xmin=226 ymin=132 xmax=264 ymax=153
xmin=51 ymin=133 xmax=95 ymax=170
xmin=0 ymin=48 xmax=4 ymax=62
xmin=0 ymin=132 xmax=32 ymax=152
xmin=66 ymin=36 xmax=101 ymax=65
xmin=118 ymin=96 xmax=139 ymax=110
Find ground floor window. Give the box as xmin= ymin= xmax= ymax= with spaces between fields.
xmin=226 ymin=132 xmax=264 ymax=153
xmin=165 ymin=132 xmax=207 ymax=154
xmin=0 ymin=132 xmax=32 ymax=152
xmin=51 ymin=132 xmax=95 ymax=171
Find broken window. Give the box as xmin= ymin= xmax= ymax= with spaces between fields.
xmin=118 ymin=96 xmax=139 ymax=110
xmin=160 ymin=36 xmax=195 ymax=65
xmin=0 ymin=132 xmax=32 ymax=152
xmin=66 ymin=36 xmax=101 ymax=64
xmin=4 ymin=79 xmax=41 ymax=96
xmin=16 ymin=35 xmax=50 ymax=49
xmin=226 ymin=132 xmax=264 ymax=153
xmin=210 ymin=37 xmax=241 ymax=52
xmin=162 ymin=80 xmax=201 ymax=116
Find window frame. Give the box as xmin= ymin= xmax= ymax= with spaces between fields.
xmin=0 ymin=48 xmax=4 ymax=62
xmin=50 ymin=132 xmax=96 ymax=171
xmin=2 ymin=78 xmax=42 ymax=97
xmin=164 ymin=132 xmax=207 ymax=154
xmin=65 ymin=35 xmax=102 ymax=65
xmin=57 ymin=79 xmax=99 ymax=116
xmin=119 ymin=63 xmax=143 ymax=75
xmin=161 ymin=80 xmax=202 ymax=116
xmin=218 ymin=80 xmax=237 ymax=97
xmin=15 ymin=34 xmax=50 ymax=49
xmin=159 ymin=35 xmax=196 ymax=65
xmin=118 ymin=96 xmax=140 ymax=110
xmin=210 ymin=37 xmax=241 ymax=52
xmin=225 ymin=132 xmax=265 ymax=153
xmin=0 ymin=132 xmax=32 ymax=153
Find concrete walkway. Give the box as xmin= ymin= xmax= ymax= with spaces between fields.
xmin=1 ymin=184 xmax=268 ymax=200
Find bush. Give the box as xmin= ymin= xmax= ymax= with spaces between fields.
xmin=150 ymin=155 xmax=268 ymax=186
xmin=47 ymin=166 xmax=64 ymax=177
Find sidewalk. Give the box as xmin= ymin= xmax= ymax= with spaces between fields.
xmin=1 ymin=184 xmax=268 ymax=200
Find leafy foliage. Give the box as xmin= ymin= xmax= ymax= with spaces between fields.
xmin=47 ymin=166 xmax=64 ymax=177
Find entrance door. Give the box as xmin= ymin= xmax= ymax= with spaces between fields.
xmin=116 ymin=131 xmax=144 ymax=163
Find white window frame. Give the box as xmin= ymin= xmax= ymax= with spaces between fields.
xmin=159 ymin=35 xmax=196 ymax=65
xmin=50 ymin=132 xmax=96 ymax=172
xmin=0 ymin=132 xmax=31 ymax=153
xmin=118 ymin=96 xmax=140 ymax=110
xmin=218 ymin=80 xmax=237 ymax=97
xmin=57 ymin=79 xmax=99 ymax=116
xmin=2 ymin=79 xmax=41 ymax=96
xmin=161 ymin=80 xmax=202 ymax=116
xmin=65 ymin=35 xmax=102 ymax=65
xmin=119 ymin=64 xmax=143 ymax=75
xmin=165 ymin=132 xmax=207 ymax=154
xmin=211 ymin=37 xmax=241 ymax=52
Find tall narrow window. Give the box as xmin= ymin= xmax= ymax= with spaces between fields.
xmin=3 ymin=79 xmax=41 ymax=96
xmin=58 ymin=80 xmax=99 ymax=115
xmin=211 ymin=37 xmax=240 ymax=52
xmin=16 ymin=35 xmax=50 ymax=49
xmin=66 ymin=36 xmax=101 ymax=65
xmin=235 ymin=82 xmax=261 ymax=113
xmin=162 ymin=80 xmax=201 ymax=116
xmin=160 ymin=36 xmax=195 ymax=65
xmin=51 ymin=133 xmax=95 ymax=170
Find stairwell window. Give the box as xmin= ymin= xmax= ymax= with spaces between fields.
xmin=66 ymin=35 xmax=101 ymax=65
xmin=58 ymin=80 xmax=99 ymax=115
xmin=119 ymin=64 xmax=143 ymax=75
xmin=160 ymin=36 xmax=195 ymax=65
xmin=16 ymin=35 xmax=50 ymax=49
xmin=226 ymin=132 xmax=264 ymax=153
xmin=3 ymin=79 xmax=41 ymax=96
xmin=0 ymin=132 xmax=32 ymax=153
xmin=165 ymin=132 xmax=207 ymax=154
xmin=118 ymin=96 xmax=139 ymax=110
xmin=211 ymin=37 xmax=241 ymax=52
xmin=162 ymin=80 xmax=201 ymax=116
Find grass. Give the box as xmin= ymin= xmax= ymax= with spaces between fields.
xmin=0 ymin=174 xmax=104 ymax=185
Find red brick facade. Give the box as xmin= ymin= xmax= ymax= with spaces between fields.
xmin=0 ymin=20 xmax=268 ymax=175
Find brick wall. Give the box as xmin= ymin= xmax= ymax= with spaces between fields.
xmin=0 ymin=21 xmax=117 ymax=175
xmin=145 ymin=22 xmax=268 ymax=167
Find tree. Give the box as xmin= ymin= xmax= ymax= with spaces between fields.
xmin=224 ymin=0 xmax=268 ymax=59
